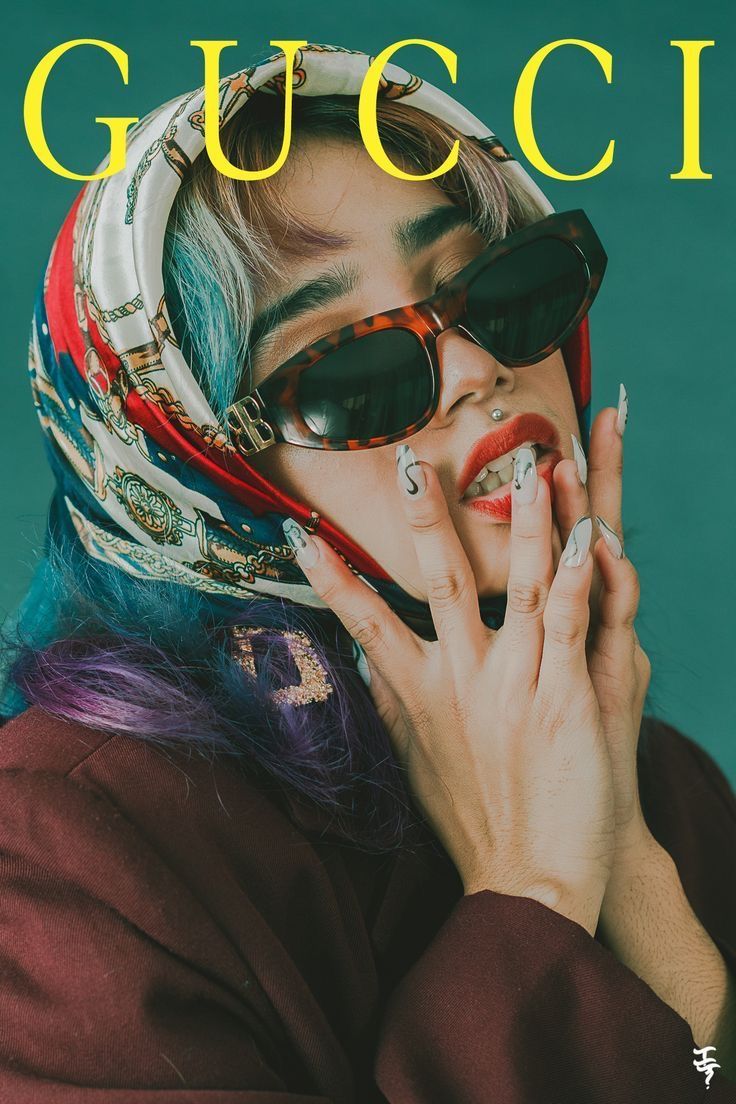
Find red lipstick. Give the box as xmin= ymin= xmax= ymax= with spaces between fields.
xmin=457 ymin=412 xmax=562 ymax=523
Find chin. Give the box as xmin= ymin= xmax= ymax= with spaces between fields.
xmin=476 ymin=581 xmax=509 ymax=601
xmin=462 ymin=534 xmax=511 ymax=599
xmin=472 ymin=559 xmax=510 ymax=599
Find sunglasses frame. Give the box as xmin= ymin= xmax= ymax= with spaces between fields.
xmin=225 ymin=208 xmax=607 ymax=456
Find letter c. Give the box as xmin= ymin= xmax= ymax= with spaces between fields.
xmin=514 ymin=39 xmax=614 ymax=180
xmin=359 ymin=40 xmax=460 ymax=180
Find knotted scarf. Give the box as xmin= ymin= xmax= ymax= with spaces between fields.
xmin=26 ymin=42 xmax=592 ymax=643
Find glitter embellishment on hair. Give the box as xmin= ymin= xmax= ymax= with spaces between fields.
xmin=231 ymin=626 xmax=334 ymax=707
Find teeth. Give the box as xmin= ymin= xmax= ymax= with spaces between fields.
xmin=463 ymin=442 xmax=543 ymax=500
xmin=478 ymin=470 xmax=502 ymax=494
xmin=497 ymin=461 xmax=515 ymax=486
xmin=485 ymin=441 xmax=536 ymax=474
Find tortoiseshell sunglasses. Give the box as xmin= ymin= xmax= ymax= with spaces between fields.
xmin=225 ymin=208 xmax=607 ymax=456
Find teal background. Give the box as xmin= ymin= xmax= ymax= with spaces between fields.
xmin=2 ymin=1 xmax=734 ymax=782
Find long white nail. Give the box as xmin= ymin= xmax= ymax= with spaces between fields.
xmin=512 ymin=446 xmax=538 ymax=504
xmin=562 ymin=515 xmax=593 ymax=568
xmin=571 ymin=433 xmax=588 ymax=485
xmin=283 ymin=517 xmax=319 ymax=568
xmin=615 ymin=383 xmax=628 ymax=437
xmin=396 ymin=443 xmax=426 ymax=497
xmin=596 ymin=515 xmax=624 ymax=559
xmin=352 ymin=639 xmax=372 ymax=687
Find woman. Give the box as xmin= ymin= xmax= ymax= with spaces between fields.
xmin=0 ymin=42 xmax=734 ymax=1102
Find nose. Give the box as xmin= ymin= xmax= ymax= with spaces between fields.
xmin=429 ymin=327 xmax=515 ymax=426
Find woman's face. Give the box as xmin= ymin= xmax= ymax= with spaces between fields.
xmin=247 ymin=137 xmax=580 ymax=600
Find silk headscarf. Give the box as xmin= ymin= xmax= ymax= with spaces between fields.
xmin=27 ymin=42 xmax=592 ymax=640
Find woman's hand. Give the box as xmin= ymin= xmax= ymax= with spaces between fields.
xmin=552 ymin=393 xmax=654 ymax=865
xmin=283 ymin=444 xmax=617 ymax=936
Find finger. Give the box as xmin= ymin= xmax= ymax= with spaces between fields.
xmin=552 ymin=451 xmax=602 ymax=631
xmin=281 ymin=516 xmax=423 ymax=678
xmin=552 ymin=451 xmax=590 ymax=547
xmin=501 ymin=448 xmax=554 ymax=684
xmin=587 ymin=399 xmax=624 ymax=542
xmin=589 ymin=520 xmax=641 ymax=706
xmin=591 ymin=518 xmax=634 ymax=635
xmin=396 ymin=443 xmax=485 ymax=657
xmin=538 ymin=514 xmax=595 ymax=692
xmin=587 ymin=401 xmax=625 ymax=635
xmin=550 ymin=514 xmax=563 ymax=570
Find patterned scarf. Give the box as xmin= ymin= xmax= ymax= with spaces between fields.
xmin=27 ymin=42 xmax=592 ymax=641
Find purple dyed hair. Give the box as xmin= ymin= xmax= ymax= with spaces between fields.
xmin=3 ymin=92 xmax=544 ymax=852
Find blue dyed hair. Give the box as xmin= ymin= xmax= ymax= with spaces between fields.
xmin=1 ymin=515 xmax=420 ymax=851
xmin=1 ymin=92 xmax=544 ymax=850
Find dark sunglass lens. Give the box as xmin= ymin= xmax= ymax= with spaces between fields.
xmin=466 ymin=237 xmax=588 ymax=361
xmin=297 ymin=328 xmax=432 ymax=442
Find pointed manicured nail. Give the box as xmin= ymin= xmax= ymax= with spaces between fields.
xmin=596 ymin=515 xmax=624 ymax=559
xmin=615 ymin=383 xmax=628 ymax=437
xmin=571 ymin=433 xmax=588 ymax=485
xmin=352 ymin=639 xmax=372 ymax=687
xmin=512 ymin=446 xmax=538 ymax=504
xmin=396 ymin=443 xmax=426 ymax=498
xmin=282 ymin=517 xmax=319 ymax=568
xmin=562 ymin=515 xmax=593 ymax=568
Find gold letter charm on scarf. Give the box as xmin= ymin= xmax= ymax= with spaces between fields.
xmin=231 ymin=627 xmax=334 ymax=708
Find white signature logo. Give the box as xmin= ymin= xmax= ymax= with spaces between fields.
xmin=693 ymin=1045 xmax=721 ymax=1089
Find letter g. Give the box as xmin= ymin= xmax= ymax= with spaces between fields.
xmin=24 ymin=39 xmax=138 ymax=181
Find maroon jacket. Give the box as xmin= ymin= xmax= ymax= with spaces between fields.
xmin=0 ymin=704 xmax=734 ymax=1103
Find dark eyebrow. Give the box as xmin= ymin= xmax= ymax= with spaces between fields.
xmin=250 ymin=205 xmax=475 ymax=350
xmin=250 ymin=262 xmax=361 ymax=350
xmin=392 ymin=204 xmax=476 ymax=260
